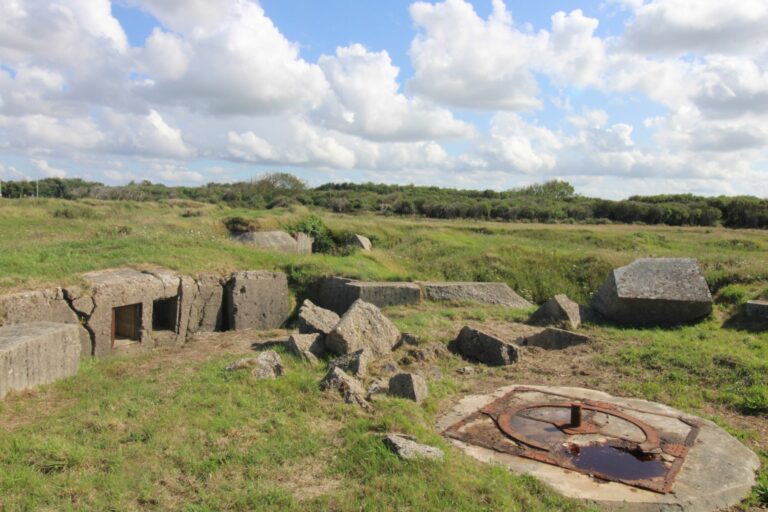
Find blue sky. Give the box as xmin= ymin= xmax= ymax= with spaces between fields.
xmin=1 ymin=0 xmax=767 ymax=198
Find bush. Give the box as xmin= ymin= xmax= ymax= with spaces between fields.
xmin=51 ymin=205 xmax=97 ymax=219
xmin=180 ymin=209 xmax=203 ymax=218
xmin=223 ymin=216 xmax=258 ymax=234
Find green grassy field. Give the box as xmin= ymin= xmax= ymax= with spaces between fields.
xmin=0 ymin=198 xmax=766 ymax=510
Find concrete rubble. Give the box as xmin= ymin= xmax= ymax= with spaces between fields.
xmin=324 ymin=300 xmax=401 ymax=358
xmin=327 ymin=348 xmax=371 ymax=378
xmin=225 ymin=350 xmax=284 ymax=379
xmin=297 ymin=299 xmax=339 ymax=336
xmin=383 ymin=434 xmax=444 ymax=461
xmin=286 ymin=333 xmax=324 ymax=363
xmin=450 ymin=326 xmax=521 ymax=366
xmin=388 ymin=373 xmax=428 ymax=403
xmin=0 ymin=322 xmax=81 ymax=399
xmin=320 ymin=366 xmax=370 ymax=409
xmin=745 ymin=300 xmax=768 ymax=321
xmin=527 ymin=294 xmax=581 ymax=330
xmin=591 ymin=258 xmax=713 ymax=325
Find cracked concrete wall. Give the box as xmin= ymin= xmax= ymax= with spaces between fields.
xmin=0 ymin=288 xmax=92 ymax=359
xmin=225 ymin=271 xmax=290 ymax=330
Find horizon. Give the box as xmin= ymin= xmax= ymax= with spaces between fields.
xmin=1 ymin=0 xmax=767 ymax=200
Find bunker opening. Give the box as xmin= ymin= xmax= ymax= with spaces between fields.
xmin=112 ymin=303 xmax=142 ymax=345
xmin=443 ymin=387 xmax=700 ymax=494
xmin=152 ymin=297 xmax=179 ymax=332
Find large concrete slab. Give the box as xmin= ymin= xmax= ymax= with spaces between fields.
xmin=0 ymin=322 xmax=80 ymax=399
xmin=591 ymin=258 xmax=713 ymax=326
xmin=231 ymin=230 xmax=299 ymax=253
xmin=438 ymin=384 xmax=760 ymax=511
xmin=421 ymin=282 xmax=532 ymax=309
xmin=225 ymin=271 xmax=290 ymax=331
xmin=314 ymin=277 xmax=421 ymax=314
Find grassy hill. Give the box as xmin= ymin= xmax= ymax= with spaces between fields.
xmin=0 ymin=198 xmax=765 ymax=510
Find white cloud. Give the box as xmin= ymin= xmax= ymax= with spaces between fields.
xmin=623 ymin=0 xmax=768 ymax=55
xmin=408 ymin=0 xmax=543 ymax=110
xmin=315 ymin=44 xmax=474 ymax=141
xmin=102 ymin=109 xmax=193 ymax=158
xmin=32 ymin=158 xmax=66 ymax=178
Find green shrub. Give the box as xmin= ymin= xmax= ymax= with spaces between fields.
xmin=51 ymin=205 xmax=96 ymax=219
xmin=717 ymin=284 xmax=748 ymax=305
xmin=223 ymin=216 xmax=258 ymax=233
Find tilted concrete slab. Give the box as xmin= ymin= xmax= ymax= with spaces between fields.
xmin=0 ymin=322 xmax=80 ymax=399
xmin=314 ymin=277 xmax=421 ymax=314
xmin=438 ymin=384 xmax=760 ymax=511
xmin=421 ymin=282 xmax=532 ymax=309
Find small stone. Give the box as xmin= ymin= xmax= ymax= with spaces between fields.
xmin=286 ymin=333 xmax=324 ymax=363
xmin=527 ymin=294 xmax=582 ymax=330
xmin=352 ymin=234 xmax=373 ymax=251
xmin=399 ymin=333 xmax=421 ymax=346
xmin=388 ymin=373 xmax=428 ymax=403
xmin=383 ymin=434 xmax=444 ymax=461
xmin=427 ymin=367 xmax=443 ymax=381
xmin=320 ymin=366 xmax=370 ymax=409
xmin=297 ymin=299 xmax=340 ymax=336
xmin=457 ymin=366 xmax=475 ymax=375
xmin=366 ymin=378 xmax=388 ymax=399
xmin=226 ymin=350 xmax=284 ymax=379
xmin=379 ymin=361 xmax=401 ymax=377
xmin=328 ymin=348 xmax=371 ymax=378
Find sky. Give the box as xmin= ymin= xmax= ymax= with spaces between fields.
xmin=1 ymin=0 xmax=767 ymax=199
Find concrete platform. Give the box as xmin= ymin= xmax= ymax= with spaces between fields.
xmin=437 ymin=384 xmax=759 ymax=511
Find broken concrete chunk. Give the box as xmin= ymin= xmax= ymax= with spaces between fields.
xmin=287 ymin=333 xmax=324 ymax=363
xmin=314 ymin=278 xmax=421 ymax=314
xmin=745 ymin=300 xmax=768 ymax=321
xmin=0 ymin=322 xmax=81 ymax=399
xmin=297 ymin=299 xmax=340 ymax=336
xmin=320 ymin=366 xmax=370 ymax=409
xmin=328 ymin=348 xmax=371 ymax=378
xmin=225 ymin=271 xmax=290 ymax=331
xmin=388 ymin=373 xmax=428 ymax=403
xmin=450 ymin=326 xmax=520 ymax=366
xmin=590 ymin=258 xmax=713 ymax=326
xmin=383 ymin=434 xmax=444 ymax=461
xmin=226 ymin=350 xmax=284 ymax=379
xmin=521 ymin=327 xmax=591 ymax=350
xmin=528 ymin=294 xmax=581 ymax=330
xmin=231 ymin=230 xmax=299 ymax=253
xmin=324 ymin=300 xmax=401 ymax=358
xmin=0 ymin=288 xmax=92 ymax=359
xmin=352 ymin=234 xmax=372 ymax=251
xmin=399 ymin=342 xmax=450 ymax=365
xmin=421 ymin=282 xmax=532 ymax=309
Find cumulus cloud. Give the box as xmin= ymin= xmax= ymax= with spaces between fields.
xmin=315 ymin=44 xmax=474 ymax=141
xmin=32 ymin=158 xmax=66 ymax=178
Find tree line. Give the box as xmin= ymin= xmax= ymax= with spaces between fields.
xmin=1 ymin=174 xmax=766 ymax=229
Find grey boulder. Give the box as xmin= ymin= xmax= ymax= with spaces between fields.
xmin=297 ymin=299 xmax=340 ymax=336
xmin=324 ymin=300 xmax=401 ymax=358
xmin=528 ymin=294 xmax=581 ymax=330
xmin=450 ymin=326 xmax=521 ymax=366
xmin=388 ymin=373 xmax=428 ymax=403
xmin=590 ymin=258 xmax=713 ymax=326
xmin=286 ymin=333 xmax=324 ymax=363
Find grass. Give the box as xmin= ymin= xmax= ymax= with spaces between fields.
xmin=0 ymin=198 xmax=766 ymax=510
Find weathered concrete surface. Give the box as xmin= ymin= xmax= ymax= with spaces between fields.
xmin=450 ymin=326 xmax=521 ymax=366
xmin=295 ymin=232 xmax=313 ymax=255
xmin=187 ymin=274 xmax=226 ymax=334
xmin=320 ymin=366 xmax=370 ymax=409
xmin=313 ymin=277 xmax=421 ymax=314
xmin=527 ymin=294 xmax=581 ymax=330
xmin=225 ymin=350 xmax=284 ymax=379
xmin=287 ymin=333 xmax=324 ymax=363
xmin=0 ymin=288 xmax=92 ymax=358
xmin=297 ymin=299 xmax=340 ymax=336
xmin=67 ymin=267 xmax=192 ymax=357
xmin=328 ymin=348 xmax=371 ymax=378
xmin=438 ymin=384 xmax=760 ymax=512
xmin=353 ymin=234 xmax=372 ymax=251
xmin=591 ymin=258 xmax=713 ymax=326
xmin=388 ymin=373 xmax=428 ymax=403
xmin=384 ymin=434 xmax=444 ymax=461
xmin=745 ymin=300 xmax=768 ymax=321
xmin=520 ymin=327 xmax=591 ymax=350
xmin=231 ymin=230 xmax=299 ymax=253
xmin=0 ymin=322 xmax=80 ymax=399
xmin=421 ymin=282 xmax=532 ymax=309
xmin=225 ymin=271 xmax=290 ymax=331
xmin=324 ymin=300 xmax=401 ymax=358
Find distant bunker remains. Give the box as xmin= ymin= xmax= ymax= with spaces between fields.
xmin=438 ymin=385 xmax=759 ymax=511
